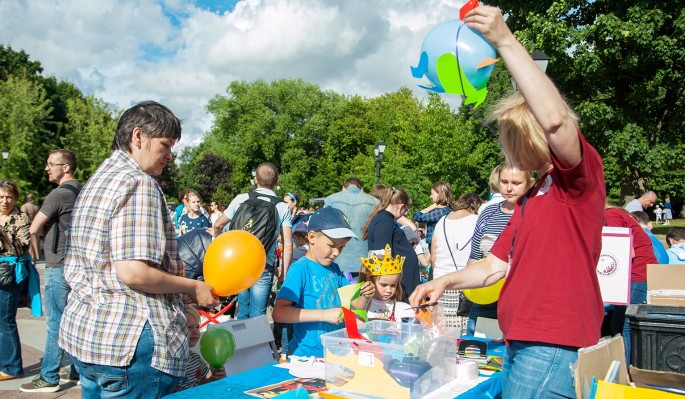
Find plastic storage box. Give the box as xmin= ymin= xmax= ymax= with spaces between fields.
xmin=320 ymin=320 xmax=460 ymax=399
xmin=626 ymin=304 xmax=685 ymax=374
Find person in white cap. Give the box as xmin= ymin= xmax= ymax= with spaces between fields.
xmin=273 ymin=207 xmax=375 ymax=357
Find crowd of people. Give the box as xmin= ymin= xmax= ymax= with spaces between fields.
xmin=1 ymin=6 xmax=683 ymax=399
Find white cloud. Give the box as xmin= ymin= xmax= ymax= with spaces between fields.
xmin=0 ymin=0 xmax=467 ymax=148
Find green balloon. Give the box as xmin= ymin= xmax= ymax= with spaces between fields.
xmin=200 ymin=328 xmax=236 ymax=368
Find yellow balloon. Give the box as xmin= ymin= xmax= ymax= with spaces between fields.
xmin=203 ymin=230 xmax=266 ymax=296
xmin=463 ymin=278 xmax=505 ymax=305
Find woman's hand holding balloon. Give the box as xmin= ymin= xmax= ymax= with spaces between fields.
xmin=463 ymin=6 xmax=513 ymax=49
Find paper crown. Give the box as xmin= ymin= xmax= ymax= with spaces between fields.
xmin=361 ymin=244 xmax=405 ymax=276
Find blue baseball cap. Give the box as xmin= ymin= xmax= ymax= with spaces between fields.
xmin=307 ymin=207 xmax=357 ymax=239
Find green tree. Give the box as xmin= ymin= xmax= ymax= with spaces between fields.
xmin=489 ymin=0 xmax=685 ymax=208
xmin=61 ymin=96 xmax=117 ymax=181
xmin=0 ymin=77 xmax=52 ymax=194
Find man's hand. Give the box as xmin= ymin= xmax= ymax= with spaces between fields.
xmin=191 ymin=280 xmax=219 ymax=308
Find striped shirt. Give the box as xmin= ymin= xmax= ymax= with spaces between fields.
xmin=468 ymin=203 xmax=513 ymax=261
xmin=59 ymin=150 xmax=187 ymax=376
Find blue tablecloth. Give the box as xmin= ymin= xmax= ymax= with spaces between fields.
xmin=165 ymin=337 xmax=504 ymax=399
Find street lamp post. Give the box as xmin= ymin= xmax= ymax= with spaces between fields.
xmin=0 ymin=148 xmax=9 ymax=167
xmin=511 ymin=50 xmax=550 ymax=90
xmin=374 ymin=140 xmax=386 ymax=185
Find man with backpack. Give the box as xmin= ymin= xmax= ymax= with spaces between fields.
xmin=22 ymin=149 xmax=81 ymax=392
xmin=209 ymin=162 xmax=293 ymax=319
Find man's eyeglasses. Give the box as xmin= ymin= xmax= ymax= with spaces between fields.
xmin=46 ymin=162 xmax=66 ymax=168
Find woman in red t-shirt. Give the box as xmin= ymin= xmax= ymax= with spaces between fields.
xmin=410 ymin=6 xmax=606 ymax=398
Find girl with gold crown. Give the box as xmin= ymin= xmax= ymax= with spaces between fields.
xmin=359 ymin=245 xmax=415 ymax=322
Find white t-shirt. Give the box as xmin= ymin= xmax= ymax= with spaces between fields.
xmin=432 ymin=214 xmax=479 ymax=279
xmin=367 ymin=298 xmax=414 ymax=321
xmin=224 ymin=188 xmax=292 ymax=266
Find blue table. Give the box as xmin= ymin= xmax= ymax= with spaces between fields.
xmin=165 ymin=337 xmax=503 ymax=399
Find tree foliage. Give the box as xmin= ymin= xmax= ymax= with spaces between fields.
xmin=0 ymin=45 xmax=118 ymax=201
xmin=491 ymin=0 xmax=685 ymax=206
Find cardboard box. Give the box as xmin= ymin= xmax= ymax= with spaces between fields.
xmin=574 ymin=335 xmax=685 ymax=398
xmin=647 ymin=264 xmax=685 ymax=306
xmin=320 ymin=321 xmax=460 ymax=399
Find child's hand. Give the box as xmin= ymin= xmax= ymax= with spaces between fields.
xmin=209 ymin=367 xmax=226 ymax=381
xmin=323 ymin=308 xmax=343 ymax=324
xmin=360 ymin=281 xmax=376 ymax=299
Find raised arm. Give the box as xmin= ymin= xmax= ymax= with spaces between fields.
xmin=465 ymin=6 xmax=580 ymax=168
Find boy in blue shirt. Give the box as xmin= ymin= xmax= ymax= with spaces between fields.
xmin=273 ymin=207 xmax=375 ymax=357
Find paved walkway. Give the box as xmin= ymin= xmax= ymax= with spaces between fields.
xmin=0 ymin=262 xmax=80 ymax=398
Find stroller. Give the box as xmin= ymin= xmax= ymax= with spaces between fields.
xmin=177 ymin=229 xmax=236 ymax=325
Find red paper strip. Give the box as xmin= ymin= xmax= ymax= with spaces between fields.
xmin=460 ymin=0 xmax=479 ymax=21
xmin=342 ymin=307 xmax=364 ymax=339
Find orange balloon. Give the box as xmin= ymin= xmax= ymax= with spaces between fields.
xmin=203 ymin=230 xmax=266 ymax=296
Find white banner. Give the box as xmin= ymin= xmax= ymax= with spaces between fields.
xmin=597 ymin=227 xmax=632 ymax=305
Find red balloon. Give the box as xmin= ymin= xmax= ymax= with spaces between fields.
xmin=203 ymin=230 xmax=266 ymax=296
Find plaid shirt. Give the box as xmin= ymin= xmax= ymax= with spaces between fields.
xmin=59 ymin=151 xmax=187 ymax=376
xmin=413 ymin=206 xmax=452 ymax=245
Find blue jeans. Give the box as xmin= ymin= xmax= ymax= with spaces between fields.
xmin=0 ymin=278 xmax=23 ymax=376
xmin=237 ymin=267 xmax=274 ymax=320
xmin=502 ymin=341 xmax=578 ymax=398
xmin=68 ymin=325 xmax=179 ymax=398
xmin=40 ymin=267 xmax=76 ymax=384
xmin=467 ymin=302 xmax=498 ymax=336
xmin=623 ymin=281 xmax=647 ymax=365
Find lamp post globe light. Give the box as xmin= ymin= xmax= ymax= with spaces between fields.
xmin=1 ymin=148 xmax=8 ymax=167
xmin=374 ymin=140 xmax=386 ymax=185
xmin=511 ymin=50 xmax=549 ymax=90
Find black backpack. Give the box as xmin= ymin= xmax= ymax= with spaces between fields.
xmin=228 ymin=191 xmax=282 ymax=253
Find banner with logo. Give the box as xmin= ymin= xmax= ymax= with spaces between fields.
xmin=597 ymin=227 xmax=632 ymax=305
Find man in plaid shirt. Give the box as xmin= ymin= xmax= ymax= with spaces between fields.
xmin=59 ymin=101 xmax=217 ymax=398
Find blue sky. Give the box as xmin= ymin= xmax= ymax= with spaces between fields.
xmin=0 ymin=0 xmax=462 ymax=148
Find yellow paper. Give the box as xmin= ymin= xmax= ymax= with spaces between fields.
xmin=337 ymin=283 xmax=362 ymax=308
xmin=596 ymin=380 xmax=682 ymax=398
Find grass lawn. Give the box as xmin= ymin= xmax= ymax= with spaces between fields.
xmin=650 ymin=218 xmax=683 ymax=247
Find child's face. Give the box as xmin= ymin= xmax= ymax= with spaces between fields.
xmin=372 ymin=274 xmax=401 ymax=301
xmin=306 ymin=231 xmax=349 ymax=266
xmin=188 ymin=194 xmax=202 ymax=212
xmin=187 ymin=315 xmax=201 ymax=347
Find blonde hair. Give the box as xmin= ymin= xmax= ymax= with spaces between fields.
xmin=431 ymin=181 xmax=453 ymax=206
xmin=361 ymin=188 xmax=412 ymax=240
xmin=358 ymin=264 xmax=404 ymax=301
xmin=489 ymin=91 xmax=577 ymax=172
xmin=185 ymin=304 xmax=201 ymax=325
xmin=488 ymin=165 xmax=503 ymax=193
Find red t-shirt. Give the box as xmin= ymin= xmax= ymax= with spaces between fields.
xmin=604 ymin=208 xmax=656 ymax=282
xmin=490 ymin=132 xmax=606 ymax=348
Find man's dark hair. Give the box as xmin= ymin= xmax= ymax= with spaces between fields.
xmin=343 ymin=177 xmax=363 ymax=189
xmin=49 ymin=149 xmax=77 ymax=173
xmin=111 ymin=101 xmax=182 ymax=152
xmin=631 ymin=211 xmax=650 ymax=225
xmin=666 ymin=227 xmax=685 ymax=248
